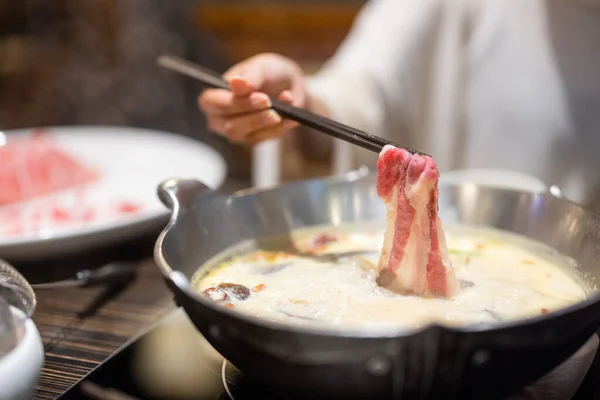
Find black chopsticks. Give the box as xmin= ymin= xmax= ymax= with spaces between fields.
xmin=157 ymin=54 xmax=426 ymax=156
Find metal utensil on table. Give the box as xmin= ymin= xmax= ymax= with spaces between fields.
xmin=156 ymin=54 xmax=428 ymax=156
xmin=32 ymin=262 xmax=137 ymax=290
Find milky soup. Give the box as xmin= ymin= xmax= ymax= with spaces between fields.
xmin=191 ymin=224 xmax=591 ymax=334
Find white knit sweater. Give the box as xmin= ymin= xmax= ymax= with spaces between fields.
xmin=307 ymin=0 xmax=600 ymax=204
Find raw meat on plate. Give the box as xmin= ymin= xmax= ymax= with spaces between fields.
xmin=0 ymin=131 xmax=98 ymax=206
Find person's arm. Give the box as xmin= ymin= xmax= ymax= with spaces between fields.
xmin=297 ymin=0 xmax=444 ymax=163
xmin=197 ymin=0 xmax=444 ymax=162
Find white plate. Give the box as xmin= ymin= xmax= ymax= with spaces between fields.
xmin=0 ymin=126 xmax=227 ymax=261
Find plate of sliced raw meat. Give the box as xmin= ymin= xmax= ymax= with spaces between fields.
xmin=0 ymin=126 xmax=226 ymax=260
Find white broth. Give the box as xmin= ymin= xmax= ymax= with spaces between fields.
xmin=192 ymin=225 xmax=591 ymax=334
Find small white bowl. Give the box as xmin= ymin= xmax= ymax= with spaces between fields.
xmin=0 ymin=307 xmax=44 ymax=400
xmin=0 ymin=260 xmax=44 ymax=400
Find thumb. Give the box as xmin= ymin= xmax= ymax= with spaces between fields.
xmin=224 ymin=54 xmax=298 ymax=98
xmin=224 ymin=62 xmax=265 ymax=97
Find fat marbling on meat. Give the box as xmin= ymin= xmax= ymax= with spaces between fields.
xmin=376 ymin=145 xmax=459 ymax=298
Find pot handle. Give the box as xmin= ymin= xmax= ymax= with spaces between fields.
xmin=157 ymin=177 xmax=214 ymax=213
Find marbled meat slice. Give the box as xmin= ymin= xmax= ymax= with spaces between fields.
xmin=0 ymin=131 xmax=98 ymax=206
xmin=375 ymin=145 xmax=459 ymax=298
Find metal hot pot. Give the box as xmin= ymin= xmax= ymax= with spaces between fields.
xmin=154 ymin=172 xmax=600 ymax=399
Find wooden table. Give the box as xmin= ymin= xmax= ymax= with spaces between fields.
xmin=14 ymin=233 xmax=176 ymax=400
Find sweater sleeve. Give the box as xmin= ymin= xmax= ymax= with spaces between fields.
xmin=305 ymin=0 xmax=444 ymax=169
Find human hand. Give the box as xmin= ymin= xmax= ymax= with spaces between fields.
xmin=198 ymin=53 xmax=306 ymax=144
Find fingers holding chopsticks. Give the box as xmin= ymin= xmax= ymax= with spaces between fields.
xmin=163 ymin=53 xmax=419 ymax=156
xmin=207 ymin=109 xmax=281 ymax=142
xmin=198 ymin=90 xmax=271 ymax=117
xmin=197 ymin=53 xmax=304 ymax=144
